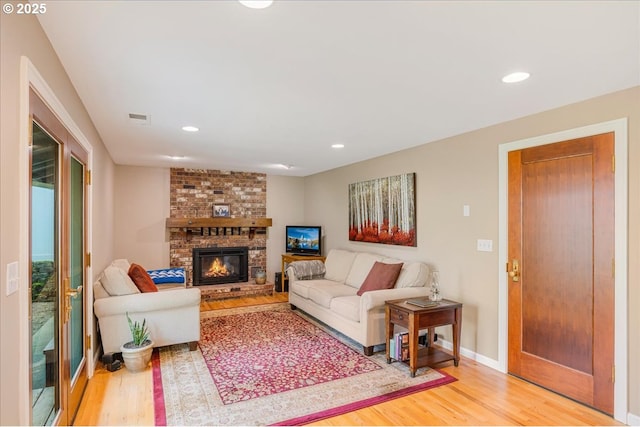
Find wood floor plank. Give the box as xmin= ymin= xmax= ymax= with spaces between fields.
xmin=74 ymin=294 xmax=621 ymax=426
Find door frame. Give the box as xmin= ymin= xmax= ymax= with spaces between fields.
xmin=18 ymin=57 xmax=95 ymax=424
xmin=497 ymin=118 xmax=628 ymax=423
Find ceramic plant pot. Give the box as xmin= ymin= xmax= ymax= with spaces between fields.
xmin=255 ymin=270 xmax=267 ymax=284
xmin=120 ymin=339 xmax=153 ymax=372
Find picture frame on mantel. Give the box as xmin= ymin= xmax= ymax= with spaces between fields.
xmin=213 ymin=204 xmax=230 ymax=217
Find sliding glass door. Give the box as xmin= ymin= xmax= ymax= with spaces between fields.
xmin=66 ymin=154 xmax=88 ymax=418
xmin=31 ymin=122 xmax=60 ymax=426
xmin=30 ymin=88 xmax=89 ymax=425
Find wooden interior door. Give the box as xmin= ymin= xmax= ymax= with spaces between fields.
xmin=507 ymin=133 xmax=614 ymax=414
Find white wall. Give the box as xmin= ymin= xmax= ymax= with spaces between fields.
xmin=266 ymin=175 xmax=306 ymax=284
xmin=114 ymin=165 xmax=170 ymax=269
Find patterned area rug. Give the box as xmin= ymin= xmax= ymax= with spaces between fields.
xmin=153 ymin=303 xmax=456 ymax=426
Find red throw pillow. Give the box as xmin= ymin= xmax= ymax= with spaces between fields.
xmin=356 ymin=262 xmax=404 ymax=296
xmin=128 ymin=263 xmax=158 ymax=293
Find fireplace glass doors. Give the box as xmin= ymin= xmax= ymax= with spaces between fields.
xmin=192 ymin=247 xmax=248 ymax=286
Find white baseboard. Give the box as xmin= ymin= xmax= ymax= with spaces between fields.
xmin=436 ymin=338 xmax=501 ymax=371
xmin=90 ymin=346 xmax=102 ymax=378
xmin=627 ymin=412 xmax=640 ymax=426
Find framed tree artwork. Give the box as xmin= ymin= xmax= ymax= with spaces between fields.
xmin=348 ymin=173 xmax=416 ymax=247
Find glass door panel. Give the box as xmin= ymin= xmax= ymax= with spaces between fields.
xmin=69 ymin=157 xmax=84 ymax=379
xmin=31 ymin=122 xmax=60 ymax=426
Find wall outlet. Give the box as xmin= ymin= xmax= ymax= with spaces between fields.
xmin=477 ymin=239 xmax=493 ymax=252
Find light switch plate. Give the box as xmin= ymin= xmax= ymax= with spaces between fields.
xmin=477 ymin=239 xmax=493 ymax=252
xmin=463 ymin=205 xmax=470 ymax=217
xmin=6 ymin=261 xmax=19 ymax=296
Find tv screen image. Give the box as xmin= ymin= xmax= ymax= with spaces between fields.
xmin=286 ymin=226 xmax=322 ymax=255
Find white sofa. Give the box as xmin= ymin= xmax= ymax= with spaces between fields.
xmin=93 ymin=259 xmax=201 ymax=354
xmin=287 ymin=249 xmax=431 ymax=355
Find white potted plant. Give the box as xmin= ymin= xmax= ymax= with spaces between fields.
xmin=120 ymin=312 xmax=153 ymax=372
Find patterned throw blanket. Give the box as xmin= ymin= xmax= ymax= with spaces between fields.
xmin=147 ymin=268 xmax=185 ymax=284
xmin=288 ymin=260 xmax=326 ymax=280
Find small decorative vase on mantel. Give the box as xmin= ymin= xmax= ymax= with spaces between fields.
xmin=255 ymin=270 xmax=267 ymax=285
xmin=121 ymin=312 xmax=153 ymax=372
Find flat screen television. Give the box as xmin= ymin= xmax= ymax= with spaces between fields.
xmin=285 ymin=225 xmax=322 ymax=256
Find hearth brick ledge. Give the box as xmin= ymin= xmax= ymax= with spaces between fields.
xmin=198 ymin=281 xmax=274 ymax=301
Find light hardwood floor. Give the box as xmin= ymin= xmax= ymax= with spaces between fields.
xmin=74 ymin=293 xmax=621 ymax=426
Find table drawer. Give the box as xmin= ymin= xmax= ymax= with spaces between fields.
xmin=418 ymin=309 xmax=455 ymax=328
xmin=389 ymin=307 xmax=409 ymax=325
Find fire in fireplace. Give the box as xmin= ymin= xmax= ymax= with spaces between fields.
xmin=192 ymin=246 xmax=248 ymax=286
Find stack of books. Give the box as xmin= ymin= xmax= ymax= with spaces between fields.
xmin=389 ymin=332 xmax=410 ymax=361
xmin=389 ymin=331 xmax=431 ymax=361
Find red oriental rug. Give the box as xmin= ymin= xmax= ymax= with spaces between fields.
xmin=153 ymin=304 xmax=456 ymax=426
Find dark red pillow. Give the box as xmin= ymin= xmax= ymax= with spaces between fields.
xmin=128 ymin=263 xmax=158 ymax=293
xmin=356 ymin=262 xmax=404 ymax=296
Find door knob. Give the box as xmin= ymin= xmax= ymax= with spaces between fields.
xmin=507 ymin=259 xmax=520 ymax=282
xmin=66 ymin=285 xmax=83 ymax=298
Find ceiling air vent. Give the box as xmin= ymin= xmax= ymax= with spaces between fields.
xmin=128 ymin=113 xmax=150 ymax=125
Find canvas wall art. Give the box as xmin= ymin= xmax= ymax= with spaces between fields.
xmin=348 ymin=173 xmax=416 ymax=247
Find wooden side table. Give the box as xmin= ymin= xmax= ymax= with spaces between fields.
xmin=385 ymin=298 xmax=462 ymax=377
xmin=280 ymin=254 xmax=326 ymax=292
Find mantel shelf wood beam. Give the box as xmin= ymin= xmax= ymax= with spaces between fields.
xmin=166 ymin=217 xmax=272 ymax=241
xmin=166 ymin=217 xmax=272 ymax=228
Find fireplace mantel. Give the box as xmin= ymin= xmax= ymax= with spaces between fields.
xmin=166 ymin=217 xmax=272 ymax=228
xmin=166 ymin=217 xmax=272 ymax=240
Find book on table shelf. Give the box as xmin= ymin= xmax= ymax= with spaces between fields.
xmin=389 ymin=332 xmax=410 ymax=362
xmin=389 ymin=335 xmax=395 ymax=359
xmin=390 ymin=331 xmax=432 ymax=361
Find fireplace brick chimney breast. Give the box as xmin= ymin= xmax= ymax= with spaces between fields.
xmin=169 ymin=168 xmax=267 ymax=286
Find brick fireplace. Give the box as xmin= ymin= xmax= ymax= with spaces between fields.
xmin=169 ymin=168 xmax=269 ymax=298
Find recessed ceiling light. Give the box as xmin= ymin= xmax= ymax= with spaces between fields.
xmin=277 ymin=164 xmax=293 ymax=170
xmin=331 ymin=144 xmax=345 ymax=149
xmin=239 ymin=0 xmax=273 ymax=9
xmin=167 ymin=155 xmax=185 ymax=160
xmin=502 ymin=72 xmax=530 ymax=83
xmin=182 ymin=126 xmax=199 ymax=132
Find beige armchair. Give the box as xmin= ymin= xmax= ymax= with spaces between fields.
xmin=93 ymin=259 xmax=201 ymax=354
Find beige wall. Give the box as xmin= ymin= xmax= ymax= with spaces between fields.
xmin=114 ymin=166 xmax=170 ymax=269
xmin=266 ymin=175 xmax=306 ymax=283
xmin=305 ymin=86 xmax=640 ymax=416
xmin=0 ymin=12 xmax=115 ymax=425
